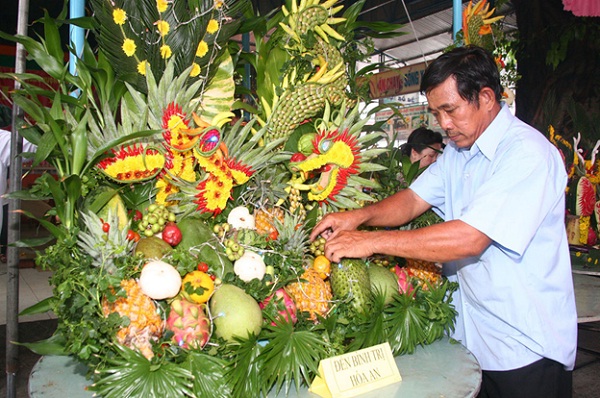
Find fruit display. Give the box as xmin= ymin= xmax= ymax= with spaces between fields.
xmin=8 ymin=0 xmax=460 ymax=397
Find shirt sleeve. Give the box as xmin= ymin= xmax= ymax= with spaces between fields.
xmin=459 ymin=141 xmax=566 ymax=257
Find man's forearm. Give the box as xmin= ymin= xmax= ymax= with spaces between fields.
xmin=369 ymin=220 xmax=491 ymax=263
xmin=354 ymin=189 xmax=429 ymax=228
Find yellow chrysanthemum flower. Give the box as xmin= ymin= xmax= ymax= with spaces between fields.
xmin=190 ymin=63 xmax=201 ymax=77
xmin=214 ymin=0 xmax=224 ymax=9
xmin=579 ymin=216 xmax=590 ymax=245
xmin=123 ymin=39 xmax=136 ymax=57
xmin=137 ymin=60 xmax=149 ymax=76
xmin=113 ymin=8 xmax=127 ymax=25
xmin=196 ymin=41 xmax=209 ymax=58
xmin=160 ymin=44 xmax=172 ymax=59
xmin=207 ymin=19 xmax=219 ymax=34
xmin=157 ymin=20 xmax=170 ymax=37
xmin=167 ymin=114 xmax=186 ymax=134
xmin=155 ymin=177 xmax=179 ymax=205
xmin=157 ymin=0 xmax=168 ymax=13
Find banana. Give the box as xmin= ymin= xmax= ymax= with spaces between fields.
xmin=320 ymin=23 xmax=345 ymax=41
xmin=314 ymin=25 xmax=330 ymax=43
xmin=211 ymin=111 xmax=236 ymax=127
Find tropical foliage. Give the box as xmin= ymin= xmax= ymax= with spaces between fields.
xmin=2 ymin=1 xmax=458 ymax=396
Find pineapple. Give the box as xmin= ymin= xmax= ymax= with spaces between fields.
xmin=286 ymin=268 xmax=332 ymax=322
xmin=404 ymin=258 xmax=442 ymax=289
xmin=330 ymin=258 xmax=372 ymax=315
xmin=102 ymin=279 xmax=163 ymax=359
xmin=274 ymin=211 xmax=310 ymax=259
xmin=166 ymin=297 xmax=210 ymax=349
xmin=254 ymin=207 xmax=285 ymax=236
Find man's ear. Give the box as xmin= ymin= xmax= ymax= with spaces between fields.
xmin=479 ymin=87 xmax=497 ymax=111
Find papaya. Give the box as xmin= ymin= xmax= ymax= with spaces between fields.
xmin=177 ymin=218 xmax=233 ymax=278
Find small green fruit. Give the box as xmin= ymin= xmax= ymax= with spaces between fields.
xmin=134 ymin=236 xmax=173 ymax=259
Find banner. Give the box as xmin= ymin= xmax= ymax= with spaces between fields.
xmin=363 ymin=62 xmax=427 ymax=100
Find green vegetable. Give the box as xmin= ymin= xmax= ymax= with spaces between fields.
xmin=177 ymin=218 xmax=233 ymax=278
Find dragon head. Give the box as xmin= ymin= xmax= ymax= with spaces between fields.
xmin=289 ymin=129 xmax=361 ymax=203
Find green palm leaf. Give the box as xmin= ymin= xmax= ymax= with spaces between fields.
xmin=183 ymin=351 xmax=232 ymax=398
xmin=384 ymin=292 xmax=428 ymax=355
xmin=259 ymin=321 xmax=329 ymax=396
xmin=90 ymin=344 xmax=194 ymax=398
xmin=222 ymin=335 xmax=265 ymax=398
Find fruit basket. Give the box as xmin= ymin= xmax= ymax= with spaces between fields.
xmin=4 ymin=1 xmax=459 ymax=396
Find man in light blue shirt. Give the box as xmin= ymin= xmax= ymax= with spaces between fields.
xmin=311 ymin=46 xmax=577 ymax=397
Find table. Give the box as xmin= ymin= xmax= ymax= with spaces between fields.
xmin=29 ymin=337 xmax=481 ymax=398
xmin=573 ymin=273 xmax=600 ymax=323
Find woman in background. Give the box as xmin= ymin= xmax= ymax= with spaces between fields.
xmin=401 ymin=126 xmax=444 ymax=168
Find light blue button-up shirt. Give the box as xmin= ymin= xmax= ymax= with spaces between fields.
xmin=411 ymin=105 xmax=578 ymax=371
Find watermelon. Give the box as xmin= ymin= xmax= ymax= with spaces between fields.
xmin=567 ymin=176 xmax=596 ymax=216
xmin=83 ymin=186 xmax=129 ymax=230
xmin=576 ymin=176 xmax=596 ymax=216
xmin=177 ymin=218 xmax=233 ymax=278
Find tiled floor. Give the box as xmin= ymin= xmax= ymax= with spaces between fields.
xmin=0 ymin=262 xmax=55 ymax=324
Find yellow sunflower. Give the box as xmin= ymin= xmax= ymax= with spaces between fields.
xmin=137 ymin=60 xmax=149 ymax=76
xmin=190 ymin=62 xmax=201 ymax=77
xmin=196 ymin=41 xmax=209 ymax=58
xmin=157 ymin=20 xmax=170 ymax=37
xmin=157 ymin=0 xmax=168 ymax=13
xmin=160 ymin=44 xmax=172 ymax=59
xmin=207 ymin=19 xmax=219 ymax=34
xmin=122 ymin=39 xmax=136 ymax=57
xmin=113 ymin=8 xmax=127 ymax=25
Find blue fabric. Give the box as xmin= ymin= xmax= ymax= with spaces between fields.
xmin=410 ymin=105 xmax=578 ymax=371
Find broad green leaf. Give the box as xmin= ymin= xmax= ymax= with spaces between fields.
xmin=18 ymin=209 xmax=65 ymax=240
xmin=191 ymin=50 xmax=236 ymax=121
xmin=11 ymin=236 xmax=55 ymax=248
xmin=42 ymin=10 xmax=64 ymax=63
xmin=17 ymin=334 xmax=67 ymax=356
xmin=19 ymin=297 xmax=55 ymax=316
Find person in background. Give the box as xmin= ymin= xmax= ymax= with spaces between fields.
xmin=310 ymin=45 xmax=577 ymax=398
xmin=1 ymin=119 xmax=37 ymax=262
xmin=401 ymin=126 xmax=444 ymax=168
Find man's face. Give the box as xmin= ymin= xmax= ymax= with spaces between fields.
xmin=426 ymin=77 xmax=489 ymax=149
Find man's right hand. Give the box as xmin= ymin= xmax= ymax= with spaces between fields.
xmin=309 ymin=210 xmax=363 ymax=242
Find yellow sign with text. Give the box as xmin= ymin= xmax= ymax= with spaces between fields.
xmin=309 ymin=342 xmax=402 ymax=398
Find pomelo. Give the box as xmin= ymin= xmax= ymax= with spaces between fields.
xmin=210 ymin=284 xmax=263 ymax=342
xmin=368 ymin=265 xmax=399 ymax=305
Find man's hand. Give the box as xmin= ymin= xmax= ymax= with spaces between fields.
xmin=323 ymin=230 xmax=375 ymax=263
xmin=309 ymin=211 xmax=363 ymax=242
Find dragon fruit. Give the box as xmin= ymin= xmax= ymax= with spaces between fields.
xmin=260 ymin=288 xmax=297 ymax=326
xmin=394 ymin=266 xmax=415 ymax=296
xmin=166 ymin=298 xmax=210 ymax=349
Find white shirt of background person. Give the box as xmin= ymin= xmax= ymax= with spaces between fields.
xmin=0 ymin=128 xmax=37 ymax=231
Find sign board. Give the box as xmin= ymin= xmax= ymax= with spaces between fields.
xmin=309 ymin=342 xmax=402 ymax=398
xmin=362 ymin=62 xmax=427 ymax=100
xmin=375 ymin=104 xmax=443 ymax=142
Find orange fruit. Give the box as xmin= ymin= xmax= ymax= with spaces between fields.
xmin=182 ymin=271 xmax=215 ymax=304
xmin=312 ymin=255 xmax=331 ymax=280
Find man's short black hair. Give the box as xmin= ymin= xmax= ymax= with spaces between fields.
xmin=420 ymin=45 xmax=503 ymax=106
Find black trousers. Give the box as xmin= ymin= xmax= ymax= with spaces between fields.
xmin=477 ymin=358 xmax=572 ymax=398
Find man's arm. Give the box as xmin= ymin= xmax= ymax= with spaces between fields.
xmin=310 ymin=188 xmax=430 ymax=241
xmin=323 ymin=219 xmax=491 ymax=263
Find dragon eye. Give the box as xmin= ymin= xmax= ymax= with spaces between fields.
xmin=318 ymin=138 xmax=332 ymax=152
xmin=198 ymin=129 xmax=221 ymax=155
